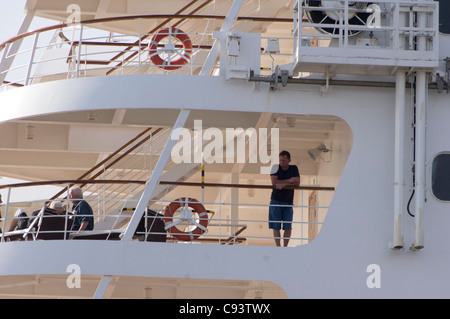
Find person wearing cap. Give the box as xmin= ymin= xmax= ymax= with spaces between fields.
xmin=8 ymin=208 xmax=29 ymax=232
xmin=49 ymin=201 xmax=65 ymax=215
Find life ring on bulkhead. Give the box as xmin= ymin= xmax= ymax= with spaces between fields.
xmin=164 ymin=197 xmax=208 ymax=241
xmin=148 ymin=27 xmax=193 ymax=70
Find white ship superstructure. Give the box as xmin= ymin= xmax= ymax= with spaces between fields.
xmin=0 ymin=0 xmax=449 ymax=299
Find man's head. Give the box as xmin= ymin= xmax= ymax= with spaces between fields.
xmin=49 ymin=201 xmax=65 ymax=214
xmin=279 ymin=150 xmax=291 ymax=169
xmin=69 ymin=186 xmax=83 ymax=201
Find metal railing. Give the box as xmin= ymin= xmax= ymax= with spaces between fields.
xmin=0 ymin=179 xmax=334 ymax=247
xmin=0 ymin=14 xmax=294 ymax=90
xmin=0 ymin=180 xmax=145 ymax=242
xmin=294 ymin=0 xmax=439 ymax=70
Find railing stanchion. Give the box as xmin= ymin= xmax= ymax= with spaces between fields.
xmin=25 ymin=32 xmax=39 ymax=86
xmin=76 ymin=24 xmax=84 ymax=78
xmin=219 ymin=186 xmax=222 ymax=245
xmin=138 ymin=18 xmax=142 ymax=74
xmin=1 ymin=187 xmax=11 ymax=242
xmin=64 ymin=183 xmax=71 ymax=240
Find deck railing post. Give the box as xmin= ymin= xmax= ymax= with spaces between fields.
xmin=76 ymin=24 xmax=84 ymax=78
xmin=1 ymin=187 xmax=11 ymax=242
xmin=219 ymin=186 xmax=222 ymax=245
xmin=138 ymin=18 xmax=142 ymax=73
xmin=64 ymin=183 xmax=71 ymax=240
xmin=25 ymin=32 xmax=39 ymax=86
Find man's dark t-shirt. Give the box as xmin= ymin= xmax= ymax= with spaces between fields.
xmin=270 ymin=164 xmax=300 ymax=204
xmin=71 ymin=200 xmax=94 ymax=231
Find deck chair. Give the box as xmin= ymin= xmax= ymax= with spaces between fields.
xmin=2 ymin=205 xmax=71 ymax=241
xmin=35 ymin=209 xmax=73 ymax=240
xmin=134 ymin=208 xmax=167 ymax=242
xmin=71 ymin=208 xmax=166 ymax=241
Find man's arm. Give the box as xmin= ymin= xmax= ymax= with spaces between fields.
xmin=78 ymin=221 xmax=89 ymax=231
xmin=271 ymin=175 xmax=300 ymax=189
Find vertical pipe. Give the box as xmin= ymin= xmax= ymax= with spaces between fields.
xmin=392 ymin=71 xmax=405 ymax=249
xmin=411 ymin=6 xmax=428 ymax=251
xmin=411 ymin=70 xmax=426 ymax=251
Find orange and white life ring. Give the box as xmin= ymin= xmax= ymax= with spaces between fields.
xmin=148 ymin=27 xmax=193 ymax=70
xmin=163 ymin=197 xmax=208 ymax=241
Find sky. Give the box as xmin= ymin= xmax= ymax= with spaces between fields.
xmin=0 ymin=1 xmax=28 ymax=44
xmin=0 ymin=1 xmax=63 ymax=203
xmin=0 ymin=0 xmax=54 ymax=44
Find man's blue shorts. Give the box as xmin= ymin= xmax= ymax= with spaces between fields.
xmin=268 ymin=199 xmax=293 ymax=230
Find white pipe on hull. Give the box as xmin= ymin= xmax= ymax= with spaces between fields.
xmin=412 ymin=70 xmax=426 ymax=251
xmin=392 ymin=71 xmax=406 ymax=249
xmin=411 ymin=6 xmax=428 ymax=251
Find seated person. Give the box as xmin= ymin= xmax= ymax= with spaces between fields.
xmin=48 ymin=201 xmax=66 ymax=215
xmin=8 ymin=209 xmax=29 ymax=231
xmin=26 ymin=202 xmax=67 ymax=230
xmin=69 ymin=186 xmax=94 ymax=232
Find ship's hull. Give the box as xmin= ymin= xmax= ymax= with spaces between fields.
xmin=0 ymin=73 xmax=448 ymax=298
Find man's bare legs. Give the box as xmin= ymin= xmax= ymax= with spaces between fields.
xmin=283 ymin=229 xmax=291 ymax=246
xmin=273 ymin=229 xmax=292 ymax=247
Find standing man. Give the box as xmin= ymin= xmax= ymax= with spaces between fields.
xmin=269 ymin=150 xmax=300 ymax=247
xmin=69 ymin=186 xmax=94 ymax=232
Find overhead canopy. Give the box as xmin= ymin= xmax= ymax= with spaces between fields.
xmin=25 ymin=0 xmax=295 ymax=37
